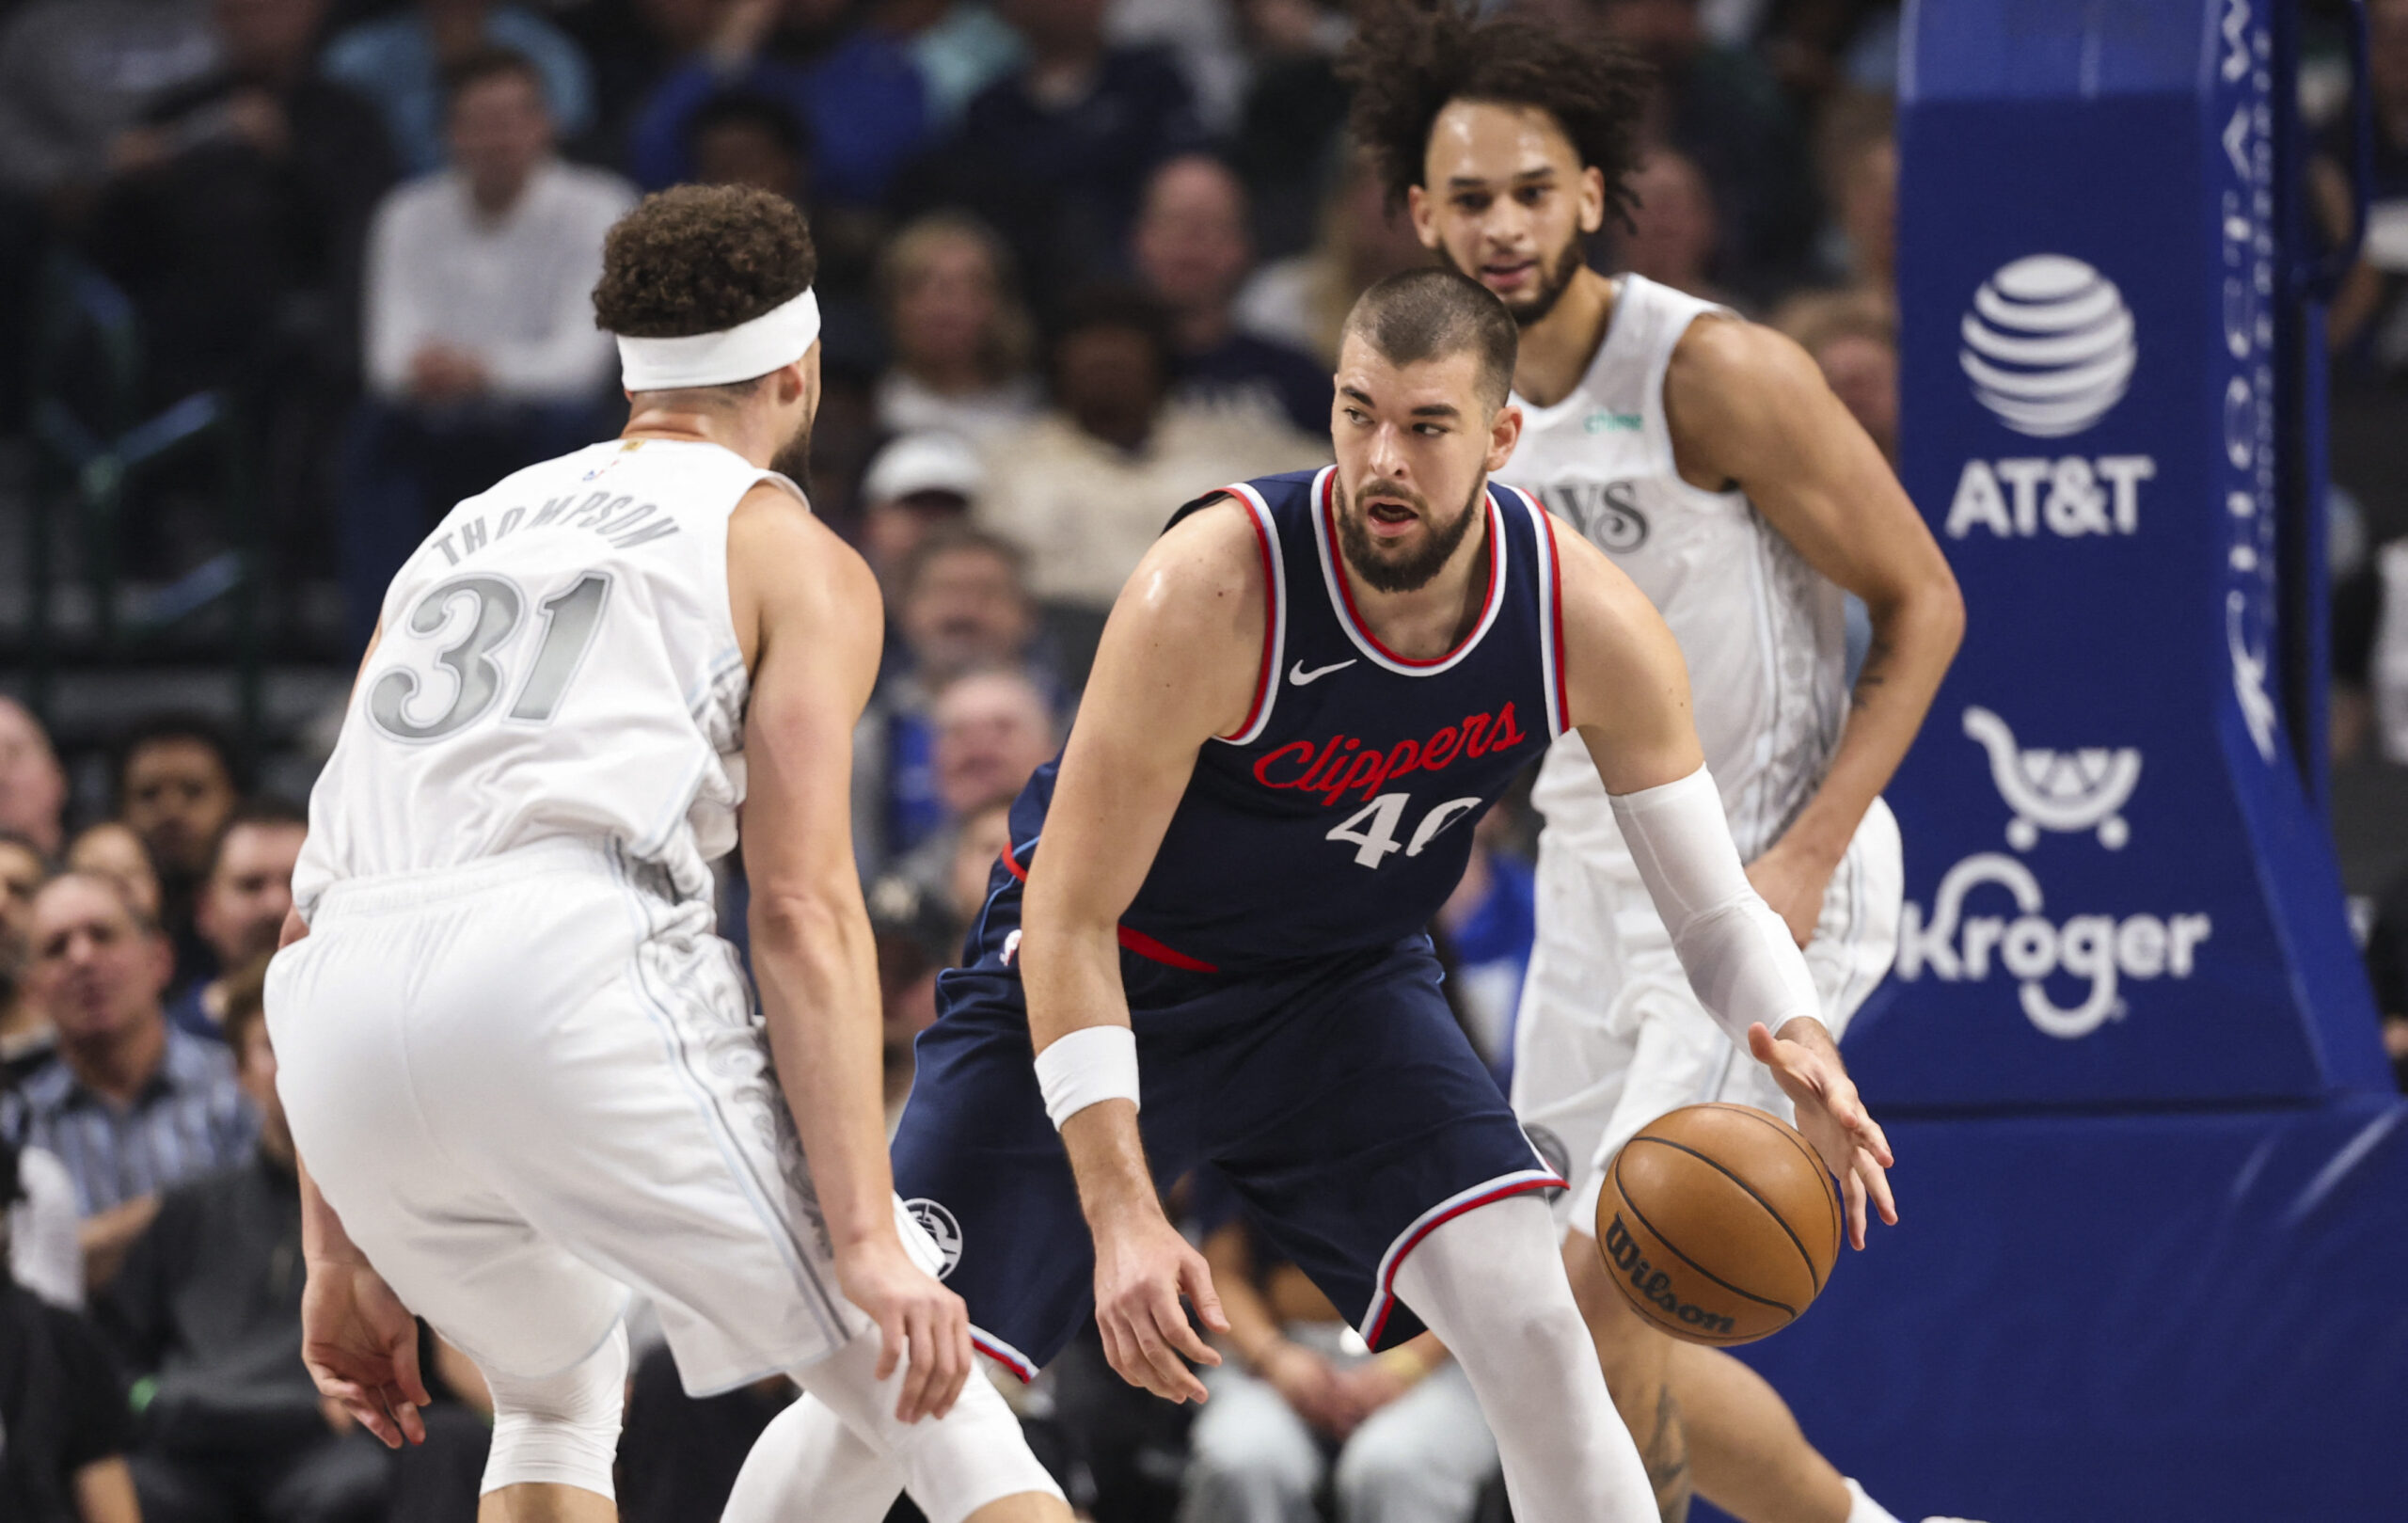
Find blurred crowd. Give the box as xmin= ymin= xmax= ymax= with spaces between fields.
xmin=0 ymin=0 xmax=1921 ymax=1518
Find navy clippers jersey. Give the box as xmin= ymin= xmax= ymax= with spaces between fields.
xmin=1003 ymin=465 xmax=1570 ymax=974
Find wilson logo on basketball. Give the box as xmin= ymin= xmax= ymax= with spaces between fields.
xmin=1251 ymin=703 xmax=1530 ymax=805
xmin=1602 ymin=1214 xmax=1736 ymax=1337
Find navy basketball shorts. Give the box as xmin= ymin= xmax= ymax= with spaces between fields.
xmin=890 ymin=886 xmax=1563 ymax=1380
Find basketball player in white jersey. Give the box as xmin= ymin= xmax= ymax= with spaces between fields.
xmin=263 ymin=185 xmax=1070 ymax=1523
xmin=1345 ymin=8 xmax=1969 ymax=1523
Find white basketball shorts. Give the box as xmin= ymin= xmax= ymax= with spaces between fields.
xmin=1510 ymin=799 xmax=1902 ymax=1239
xmin=266 ymin=838 xmax=928 ymax=1391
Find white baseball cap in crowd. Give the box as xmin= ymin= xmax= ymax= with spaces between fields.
xmin=863 ymin=432 xmax=987 ymax=507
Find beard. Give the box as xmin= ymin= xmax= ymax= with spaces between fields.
xmin=769 ymin=413 xmax=815 ymax=494
xmin=1440 ymin=225 xmax=1591 ymax=328
xmin=1336 ymin=474 xmax=1485 ymax=594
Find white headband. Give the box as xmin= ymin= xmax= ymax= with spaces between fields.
xmin=617 ymin=287 xmax=820 ymax=391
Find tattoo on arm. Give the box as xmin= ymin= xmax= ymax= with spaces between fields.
xmin=1849 ymin=632 xmax=1897 ymax=712
xmin=1643 ymin=1382 xmax=1693 ymax=1523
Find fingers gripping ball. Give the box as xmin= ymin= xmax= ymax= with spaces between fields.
xmin=1596 ymin=1103 xmax=1842 ymax=1345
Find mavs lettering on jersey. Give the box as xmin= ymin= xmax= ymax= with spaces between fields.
xmin=995 ymin=465 xmax=1568 ymax=973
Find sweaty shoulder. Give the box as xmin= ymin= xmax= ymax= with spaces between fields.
xmin=727 ymin=481 xmax=879 ymax=673
xmin=1088 ymin=493 xmax=1269 ymax=743
xmin=1661 ymin=312 xmax=1827 ymax=486
xmin=1550 ymin=513 xmax=1692 ymax=739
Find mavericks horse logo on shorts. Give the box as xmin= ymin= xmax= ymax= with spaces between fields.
xmin=906 ymin=1198 xmax=964 ymax=1278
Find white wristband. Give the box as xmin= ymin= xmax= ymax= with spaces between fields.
xmin=1034 ymin=1025 xmax=1142 ymax=1131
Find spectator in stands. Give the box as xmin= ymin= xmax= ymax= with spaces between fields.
xmin=0 ymin=698 xmax=67 ymax=858
xmin=1610 ymin=148 xmax=1742 ymax=309
xmin=1783 ymin=293 xmax=1898 ymax=463
xmin=115 ymin=715 xmax=239 ymax=985
xmin=101 ymin=963 xmax=392 ymax=1523
xmin=0 ymin=1134 xmax=138 ymax=1523
xmin=628 ymin=0 xmax=927 ymax=208
xmin=1237 ymin=147 xmax=1434 ymax=366
xmin=947 ymin=799 xmax=1014 ymax=928
xmin=912 ymin=0 xmax=1208 ymax=306
xmin=870 ymin=666 xmax=1054 ymax=931
xmin=324 ymin=0 xmax=594 ymax=177
xmin=81 ymin=0 xmax=395 ymax=586
xmin=875 ymin=212 xmax=1042 ymax=441
xmin=63 ymin=825 xmax=164 ymax=926
xmin=976 ymin=286 xmax=1324 ymax=619
xmin=85 ymin=0 xmax=392 ymax=395
xmin=881 ymin=0 xmax=1027 ymax=130
xmin=344 ymin=48 xmax=635 ymax=654
xmin=1 ymin=833 xmax=55 ymax=1084
xmin=1185 ymin=1173 xmax=1497 ymax=1523
xmin=853 ymin=529 xmax=1044 ymax=874
xmin=1134 ymin=153 xmax=1332 ymax=435
xmin=115 ymin=718 xmax=237 ymax=896
xmin=1228 ymin=0 xmax=1354 ymax=262
xmin=859 ymin=431 xmax=986 ymax=603
xmin=688 ymin=88 xmax=813 ymax=202
xmin=0 ymin=0 xmax=219 ymax=212
xmin=4 ymin=873 xmax=254 ymax=1293
xmin=168 ymin=801 xmax=305 ymax=1041
xmin=1594 ymin=0 xmax=1817 ymax=304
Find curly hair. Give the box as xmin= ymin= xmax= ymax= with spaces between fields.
xmin=592 ymin=184 xmax=816 ymax=340
xmin=1342 ymin=0 xmax=1653 ymax=229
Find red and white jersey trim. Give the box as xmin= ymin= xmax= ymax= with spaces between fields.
xmin=1357 ymin=1167 xmax=1566 ymax=1348
xmin=1505 ymin=484 xmax=1571 ymax=738
xmin=1213 ymin=481 xmax=1287 ymax=746
xmin=972 ymin=1325 xmax=1038 ymax=1383
xmin=1311 ymin=467 xmax=1510 ymax=677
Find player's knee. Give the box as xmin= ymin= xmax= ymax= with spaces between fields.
xmin=888 ymin=1369 xmax=1065 ymax=1523
xmin=480 ymin=1323 xmax=629 ymax=1499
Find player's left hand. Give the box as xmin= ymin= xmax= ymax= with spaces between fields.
xmin=1745 ymin=836 xmax=1836 ymax=948
xmin=1749 ymin=1018 xmax=1896 ymax=1250
xmin=834 ymin=1233 xmax=974 ymax=1423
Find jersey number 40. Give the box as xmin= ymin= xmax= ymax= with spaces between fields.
xmin=1326 ymin=792 xmax=1482 ymax=868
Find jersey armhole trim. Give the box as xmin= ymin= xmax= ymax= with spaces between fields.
xmin=1513 ymin=486 xmax=1571 ymax=738
xmin=998 ymin=837 xmax=1222 ymax=974
xmin=1212 ymin=483 xmax=1286 ymax=746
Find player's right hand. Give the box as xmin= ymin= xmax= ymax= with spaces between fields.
xmin=1092 ymin=1209 xmax=1228 ymax=1404
xmin=835 ymin=1233 xmax=974 ymax=1423
xmin=300 ymin=1258 xmax=431 ymax=1449
xmin=1751 ymin=1019 xmax=1898 ymax=1250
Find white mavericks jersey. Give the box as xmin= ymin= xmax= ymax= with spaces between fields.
xmin=294 ymin=437 xmax=796 ymax=917
xmin=1498 ymin=274 xmax=1847 ymax=862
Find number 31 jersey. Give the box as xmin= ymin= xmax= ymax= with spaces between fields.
xmin=1002 ymin=466 xmax=1569 ymax=975
xmin=293 ymin=438 xmax=795 ymax=919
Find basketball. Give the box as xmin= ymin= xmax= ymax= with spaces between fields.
xmin=1597 ymin=1103 xmax=1842 ymax=1347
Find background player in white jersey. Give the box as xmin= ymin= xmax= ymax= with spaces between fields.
xmin=1345 ymin=7 xmax=1967 ymax=1523
xmin=263 ymin=185 xmax=1069 ymax=1523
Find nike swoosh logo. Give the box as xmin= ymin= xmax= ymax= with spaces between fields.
xmin=1290 ymin=658 xmax=1356 ymax=686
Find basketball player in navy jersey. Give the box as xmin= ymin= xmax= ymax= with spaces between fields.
xmin=740 ymin=266 xmax=1894 ymax=1523
xmin=1342 ymin=8 xmax=1969 ymax=1523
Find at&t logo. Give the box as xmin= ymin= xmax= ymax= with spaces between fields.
xmin=1950 ymin=255 xmax=2155 ymax=541
xmin=1960 ymin=255 xmax=2136 ymax=436
xmin=1895 ymin=707 xmax=2210 ymax=1039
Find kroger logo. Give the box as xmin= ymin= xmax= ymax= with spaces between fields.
xmin=1897 ymin=855 xmax=2211 ymax=1039
xmin=1960 ymin=255 xmax=2137 ymax=437
xmin=1896 ymin=706 xmax=2209 ymax=1039
xmin=1961 ymin=706 xmax=2140 ymax=850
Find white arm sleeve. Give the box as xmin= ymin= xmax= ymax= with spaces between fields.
xmin=1609 ymin=766 xmax=1820 ymax=1049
